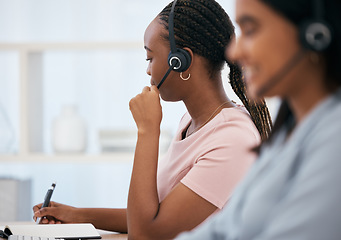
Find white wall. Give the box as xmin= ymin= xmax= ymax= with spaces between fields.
xmin=0 ymin=0 xmax=238 ymax=154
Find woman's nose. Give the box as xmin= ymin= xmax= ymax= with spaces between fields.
xmin=146 ymin=64 xmax=151 ymax=76
xmin=226 ymin=37 xmax=242 ymax=63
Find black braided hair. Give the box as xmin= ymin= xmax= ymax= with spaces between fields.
xmin=158 ymin=0 xmax=272 ymax=140
xmin=228 ymin=62 xmax=272 ymax=140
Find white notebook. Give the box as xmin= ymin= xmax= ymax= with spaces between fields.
xmin=3 ymin=223 xmax=101 ymax=239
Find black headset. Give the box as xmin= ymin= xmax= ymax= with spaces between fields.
xmin=300 ymin=0 xmax=332 ymax=52
xmin=157 ymin=0 xmax=192 ymax=89
xmin=167 ymin=0 xmax=192 ymax=72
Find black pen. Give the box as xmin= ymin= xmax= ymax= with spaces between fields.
xmin=36 ymin=182 xmax=56 ymax=224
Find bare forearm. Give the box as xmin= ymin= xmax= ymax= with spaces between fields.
xmin=74 ymin=208 xmax=127 ymax=233
xmin=127 ymin=131 xmax=160 ymax=236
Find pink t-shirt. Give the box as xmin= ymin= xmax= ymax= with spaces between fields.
xmin=157 ymin=106 xmax=260 ymax=209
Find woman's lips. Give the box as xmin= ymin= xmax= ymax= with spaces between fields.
xmin=243 ymin=66 xmax=258 ymax=83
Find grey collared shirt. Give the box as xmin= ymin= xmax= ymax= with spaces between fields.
xmin=176 ymin=88 xmax=341 ymax=240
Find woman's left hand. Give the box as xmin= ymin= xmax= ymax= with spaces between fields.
xmin=129 ymin=85 xmax=162 ymax=134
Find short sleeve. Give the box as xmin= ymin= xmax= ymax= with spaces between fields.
xmin=180 ymin=116 xmax=259 ymax=209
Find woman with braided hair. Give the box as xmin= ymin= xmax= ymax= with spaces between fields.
xmin=156 ymin=0 xmax=271 ymax=141
xmin=33 ymin=0 xmax=272 ymax=239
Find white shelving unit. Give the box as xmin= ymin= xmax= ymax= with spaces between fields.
xmin=0 ymin=42 xmax=143 ymax=163
xmin=0 ymin=43 xmax=146 ymax=216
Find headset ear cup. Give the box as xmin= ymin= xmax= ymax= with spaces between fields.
xmin=178 ymin=49 xmax=192 ymax=72
xmin=300 ymin=20 xmax=332 ymax=52
xmin=167 ymin=52 xmax=180 ymax=71
xmin=168 ymin=49 xmax=192 ymax=72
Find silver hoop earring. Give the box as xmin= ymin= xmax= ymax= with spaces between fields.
xmin=180 ymin=72 xmax=191 ymax=81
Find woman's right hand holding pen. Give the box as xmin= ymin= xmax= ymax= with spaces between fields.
xmin=33 ymin=201 xmax=76 ymax=224
xmin=33 ymin=202 xmax=129 ymax=232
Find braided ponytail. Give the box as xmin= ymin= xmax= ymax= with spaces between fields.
xmin=159 ymin=0 xmax=272 ymax=140
xmin=228 ymin=62 xmax=272 ymax=140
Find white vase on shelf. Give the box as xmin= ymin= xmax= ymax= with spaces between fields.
xmin=52 ymin=105 xmax=87 ymax=153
